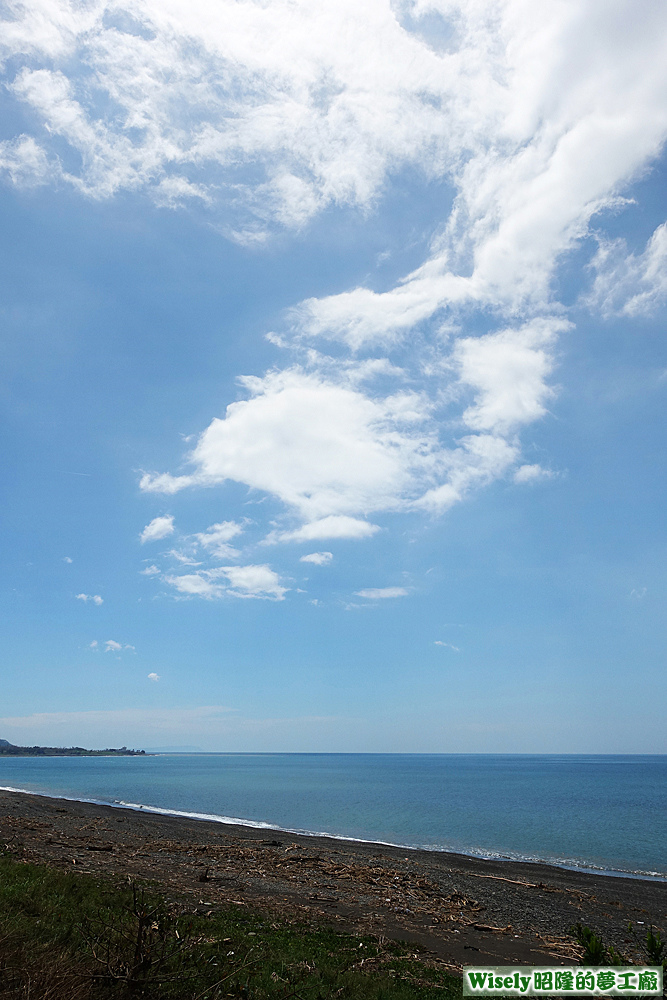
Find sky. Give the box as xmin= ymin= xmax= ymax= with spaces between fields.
xmin=0 ymin=0 xmax=666 ymax=753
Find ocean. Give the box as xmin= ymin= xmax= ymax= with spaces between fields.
xmin=1 ymin=753 xmax=665 ymax=879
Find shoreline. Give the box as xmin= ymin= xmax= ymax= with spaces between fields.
xmin=1 ymin=786 xmax=665 ymax=970
xmin=1 ymin=782 xmax=664 ymax=884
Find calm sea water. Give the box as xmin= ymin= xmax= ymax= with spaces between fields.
xmin=1 ymin=754 xmax=665 ymax=879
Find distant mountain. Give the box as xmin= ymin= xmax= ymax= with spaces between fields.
xmin=0 ymin=740 xmax=145 ymax=756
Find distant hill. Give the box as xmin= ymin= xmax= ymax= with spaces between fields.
xmin=0 ymin=740 xmax=145 ymax=756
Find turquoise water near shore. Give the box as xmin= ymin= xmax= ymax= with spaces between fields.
xmin=1 ymin=754 xmax=665 ymax=879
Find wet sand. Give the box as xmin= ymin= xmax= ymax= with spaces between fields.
xmin=1 ymin=788 xmax=664 ymax=973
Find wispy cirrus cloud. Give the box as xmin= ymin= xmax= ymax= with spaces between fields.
xmin=139 ymin=564 xmax=160 ymax=576
xmin=104 ymin=639 xmax=135 ymax=653
xmin=267 ymin=516 xmax=381 ymax=544
xmin=0 ymin=0 xmax=459 ymax=232
xmin=136 ymin=517 xmax=286 ymax=602
xmin=584 ymin=223 xmax=667 ymax=319
xmin=354 ymin=587 xmax=408 ymax=600
xmin=194 ymin=521 xmax=244 ymax=559
xmin=2 ymin=0 xmax=665 ymax=260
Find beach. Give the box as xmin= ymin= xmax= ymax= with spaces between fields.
xmin=1 ymin=787 xmax=664 ymax=973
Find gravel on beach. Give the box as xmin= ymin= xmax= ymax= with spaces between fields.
xmin=1 ymin=788 xmax=664 ymax=972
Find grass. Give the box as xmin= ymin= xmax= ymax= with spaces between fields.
xmin=0 ymin=856 xmax=462 ymax=999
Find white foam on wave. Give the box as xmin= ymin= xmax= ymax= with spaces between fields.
xmin=116 ymin=799 xmax=281 ymax=830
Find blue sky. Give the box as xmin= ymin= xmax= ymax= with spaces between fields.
xmin=1 ymin=0 xmax=666 ymax=752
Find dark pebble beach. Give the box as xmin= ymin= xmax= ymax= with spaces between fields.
xmin=1 ymin=788 xmax=664 ymax=972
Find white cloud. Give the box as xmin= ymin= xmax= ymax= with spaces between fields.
xmin=164 ymin=573 xmax=223 ymax=600
xmin=63 ymin=556 xmax=73 ymax=564
xmin=147 ymin=672 xmax=160 ymax=682
xmin=165 ymin=564 xmax=287 ymax=601
xmin=273 ymin=516 xmax=380 ymax=543
xmin=300 ymin=551 xmax=333 ymax=565
xmin=140 ymin=355 xmax=548 ymax=534
xmin=415 ymin=433 xmax=519 ymax=512
xmin=0 ymin=0 xmax=454 ymax=231
xmin=354 ymin=587 xmax=408 ymax=599
xmin=585 ymin=223 xmax=667 ymax=319
xmin=140 ymin=369 xmax=438 ymax=522
xmin=150 ymin=522 xmax=245 ymax=574
xmin=194 ymin=521 xmax=244 ymax=559
xmin=454 ymin=319 xmax=564 ymax=436
xmin=218 ymin=564 xmax=287 ymax=600
xmin=140 ymin=514 xmax=175 ymax=543
xmin=0 ymin=134 xmax=55 ymax=188
xmin=104 ymin=639 xmax=135 ymax=653
xmin=167 ymin=550 xmax=201 ymax=566
xmin=0 ymin=1 xmax=665 ymax=316
xmin=89 ymin=640 xmax=98 ymax=649
xmin=3 ymin=0 xmax=664 ymax=264
xmin=139 ymin=474 xmax=192 ymax=495
xmin=140 ymin=564 xmax=161 ymax=576
xmin=4 ymin=0 xmax=666 ymax=559
xmin=288 ymin=4 xmax=667 ymax=346
xmin=76 ymin=593 xmax=103 ymax=605
xmin=514 ymin=463 xmax=552 ymax=484
xmin=435 ymin=640 xmax=460 ymax=652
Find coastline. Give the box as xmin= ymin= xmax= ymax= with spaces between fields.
xmin=1 ymin=782 xmax=664 ymax=883
xmin=2 ymin=786 xmax=665 ymax=971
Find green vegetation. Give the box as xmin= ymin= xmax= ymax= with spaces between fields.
xmin=643 ymin=927 xmax=665 ymax=966
xmin=0 ymin=856 xmax=461 ymax=998
xmin=628 ymin=924 xmax=666 ymax=972
xmin=571 ymin=923 xmax=624 ymax=965
xmin=0 ymin=739 xmax=145 ymax=756
xmin=572 ymin=922 xmax=667 ymax=970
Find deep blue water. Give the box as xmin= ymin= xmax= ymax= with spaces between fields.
xmin=1 ymin=754 xmax=665 ymax=879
